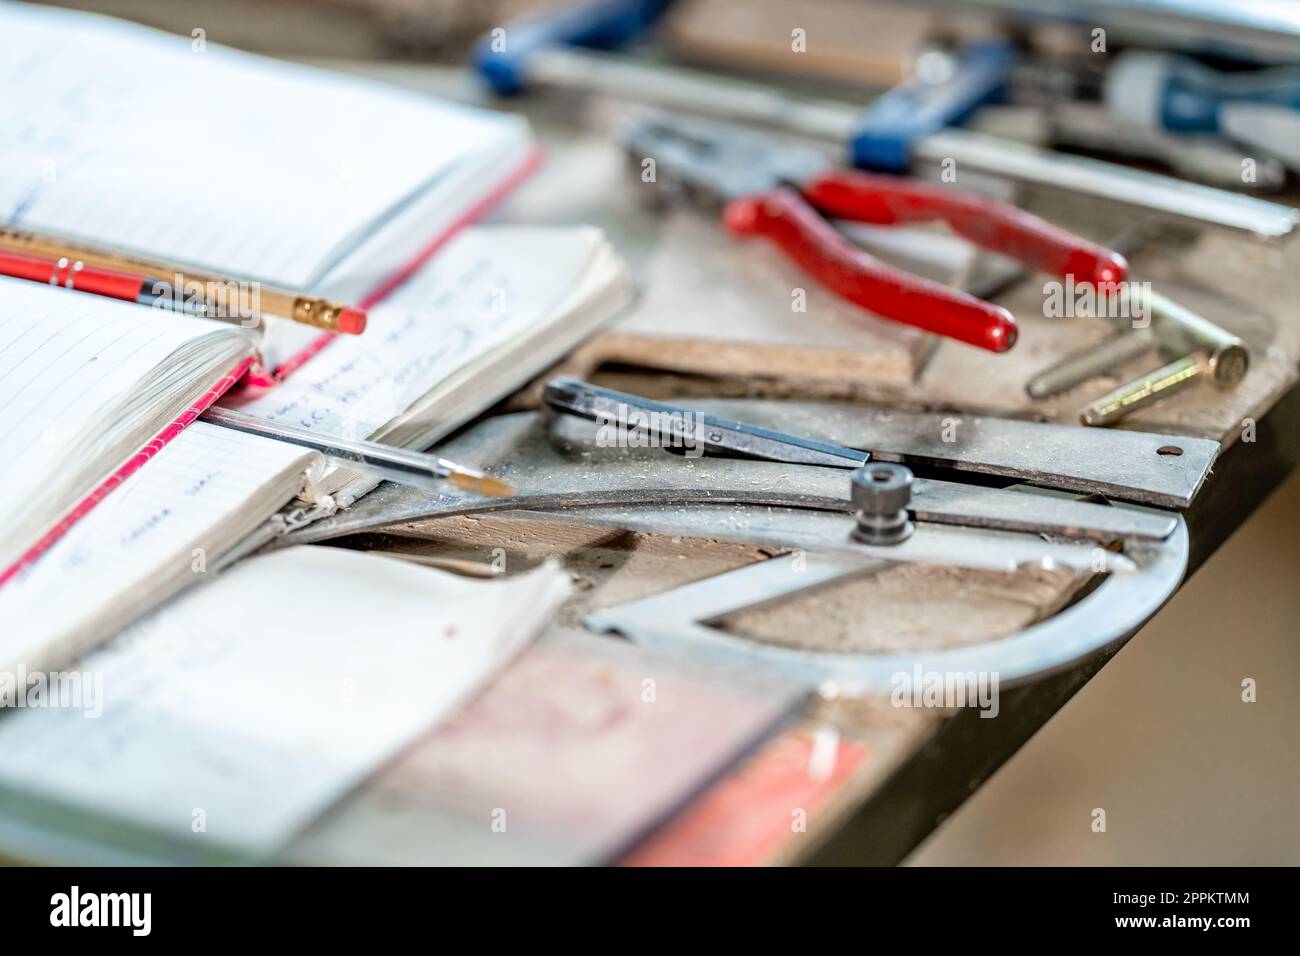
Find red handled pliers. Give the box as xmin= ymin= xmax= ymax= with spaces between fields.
xmin=625 ymin=115 xmax=1128 ymax=353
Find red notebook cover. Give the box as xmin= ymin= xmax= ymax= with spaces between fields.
xmin=619 ymin=728 xmax=868 ymax=867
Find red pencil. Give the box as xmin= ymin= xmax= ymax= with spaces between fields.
xmin=0 ymin=248 xmax=366 ymax=334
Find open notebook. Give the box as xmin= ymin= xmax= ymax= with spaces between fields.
xmin=0 ymin=1 xmax=534 ymax=295
xmin=0 ymin=5 xmax=629 ymax=670
xmin=0 ymin=0 xmax=537 ymax=569
xmin=0 ymin=279 xmax=260 ymax=578
xmin=0 ymin=225 xmax=628 ymax=671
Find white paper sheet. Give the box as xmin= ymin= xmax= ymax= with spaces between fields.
xmin=0 ymin=546 xmax=569 ymax=857
xmin=0 ymin=422 xmax=320 ymax=673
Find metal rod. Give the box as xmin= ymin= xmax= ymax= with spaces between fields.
xmin=1081 ymin=355 xmax=1205 ymax=426
xmin=1027 ymin=329 xmax=1156 ymax=399
xmin=915 ymin=129 xmax=1298 ymax=240
xmin=1143 ymin=290 xmax=1250 ymax=386
xmin=532 ymin=48 xmax=859 ymax=141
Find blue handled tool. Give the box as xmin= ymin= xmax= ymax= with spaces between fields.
xmin=1106 ymin=50 xmax=1300 ymax=135
xmin=471 ymin=1 xmax=1297 ymax=238
xmin=473 ymin=1 xmax=1014 ymax=172
xmin=848 ymin=41 xmax=1016 ymax=172
xmin=473 ymin=0 xmax=671 ymax=96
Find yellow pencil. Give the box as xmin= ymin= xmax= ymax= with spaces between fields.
xmin=0 ymin=223 xmax=367 ymax=334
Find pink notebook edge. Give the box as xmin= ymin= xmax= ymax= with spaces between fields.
xmin=1 ymin=145 xmax=544 ymax=587
xmin=0 ymin=355 xmax=255 ymax=588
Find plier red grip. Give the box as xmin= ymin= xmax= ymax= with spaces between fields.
xmin=627 ymin=117 xmax=1129 ymax=354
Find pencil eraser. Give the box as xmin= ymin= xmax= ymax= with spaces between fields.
xmin=337 ymin=307 xmax=367 ymax=335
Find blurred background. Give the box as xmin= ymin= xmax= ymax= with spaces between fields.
xmin=912 ymin=471 xmax=1300 ymax=865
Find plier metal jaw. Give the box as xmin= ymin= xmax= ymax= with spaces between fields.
xmin=624 ymin=115 xmax=1129 ymax=353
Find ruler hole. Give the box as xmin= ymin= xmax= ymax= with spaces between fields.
xmin=1156 ymin=445 xmax=1184 ymax=457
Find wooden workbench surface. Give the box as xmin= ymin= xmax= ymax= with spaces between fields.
xmin=262 ymin=59 xmax=1299 ymax=865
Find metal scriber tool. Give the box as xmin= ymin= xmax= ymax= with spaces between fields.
xmin=542 ymin=376 xmax=866 ymax=468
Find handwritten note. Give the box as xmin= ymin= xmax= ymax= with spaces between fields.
xmin=240 ymin=227 xmax=602 ymax=440
xmin=0 ymin=422 xmax=320 ymax=674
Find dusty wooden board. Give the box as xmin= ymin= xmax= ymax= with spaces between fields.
xmin=569 ymin=210 xmax=932 ymax=387
xmin=3 ymin=10 xmax=1282 ymax=870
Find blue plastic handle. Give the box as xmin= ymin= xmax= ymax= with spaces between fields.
xmin=474 ymin=0 xmax=670 ymax=96
xmin=849 ymin=41 xmax=1017 ymax=173
xmin=1157 ymin=57 xmax=1300 ymax=133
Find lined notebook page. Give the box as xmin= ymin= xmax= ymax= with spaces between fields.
xmin=0 ymin=278 xmax=255 ymax=563
xmin=0 ymin=421 xmax=321 ymax=674
xmin=0 ymin=3 xmax=526 ymax=287
xmin=0 ymin=280 xmax=228 ymax=453
xmin=240 ymin=227 xmax=601 ymax=439
xmin=0 ymin=547 xmax=569 ymax=859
